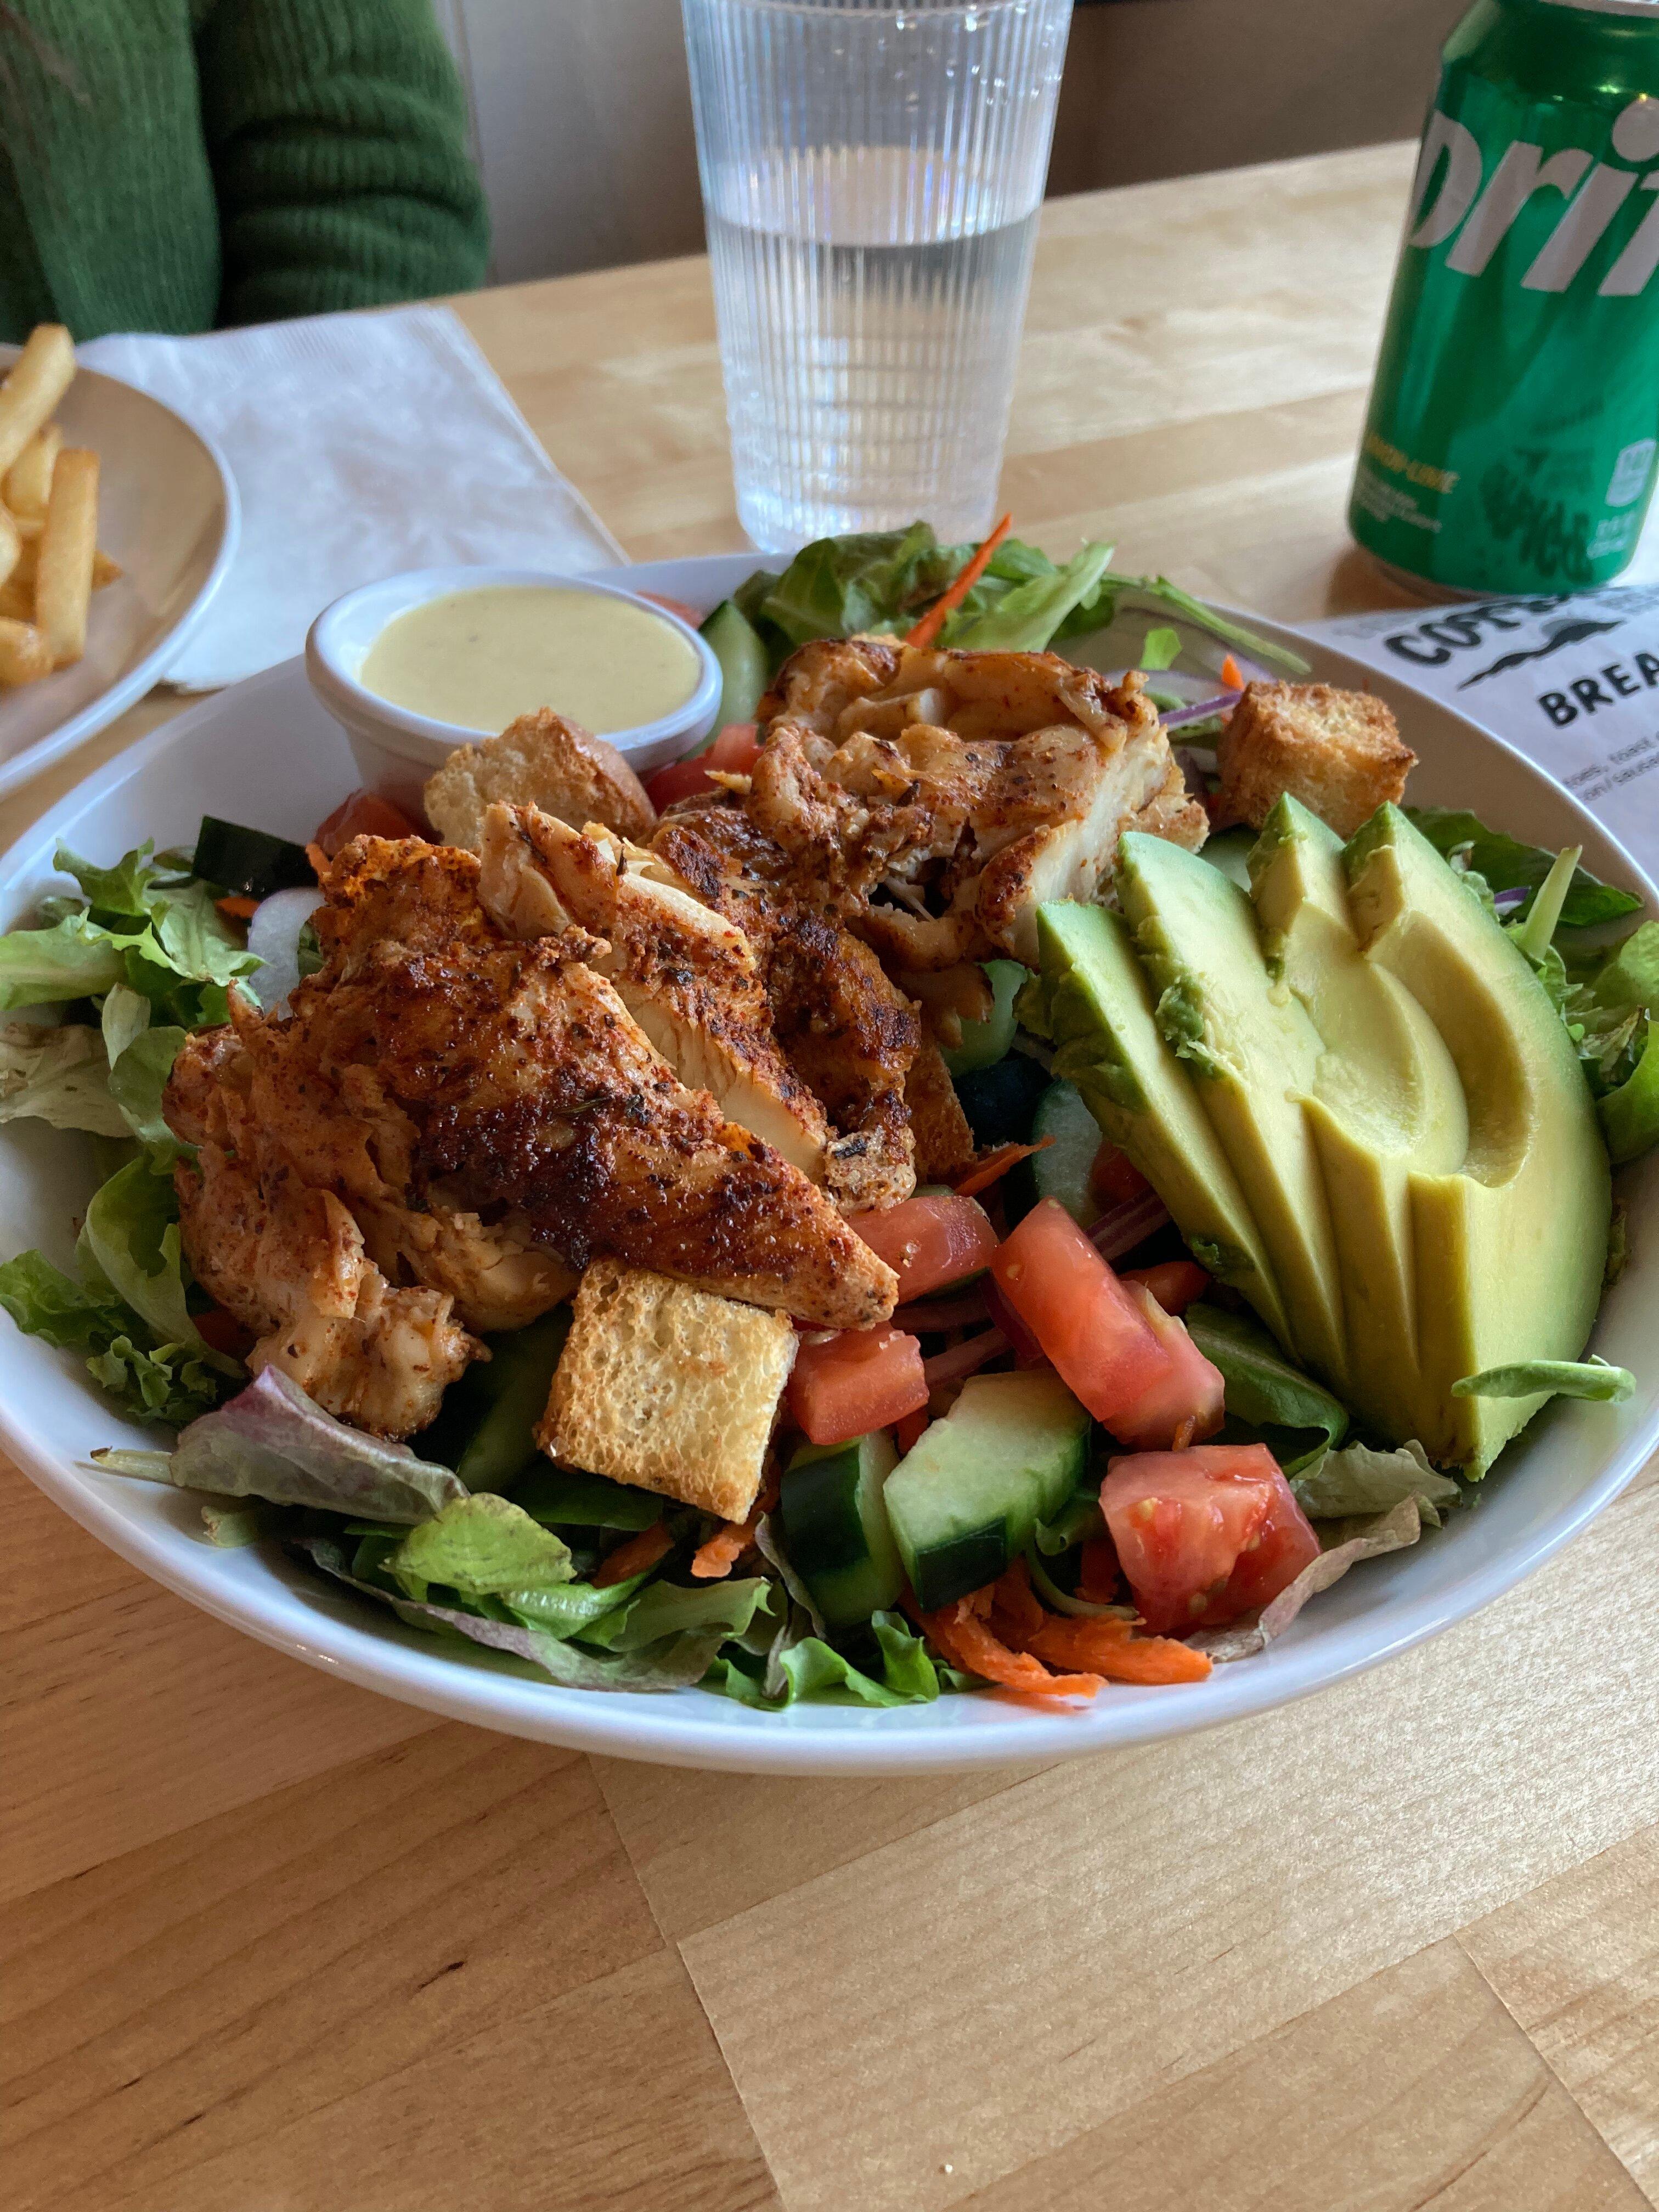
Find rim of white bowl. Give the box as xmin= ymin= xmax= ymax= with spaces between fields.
xmin=304 ymin=567 xmax=724 ymax=764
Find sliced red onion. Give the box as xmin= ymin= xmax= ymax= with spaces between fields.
xmin=1088 ymin=1188 xmax=1172 ymax=1262
xmin=1224 ymin=651 xmax=1280 ymax=688
xmin=983 ymin=1278 xmax=1052 ymax=1372
xmin=922 ymin=1328 xmax=1009 ymax=1386
xmin=1492 ymin=885 xmax=1528 ymax=916
xmin=893 ymin=1285 xmax=991 ymax=1334
xmin=1161 ymin=688 xmax=1243 ymax=732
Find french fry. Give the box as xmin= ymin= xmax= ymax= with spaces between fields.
xmin=92 ymin=549 xmax=121 ymax=590
xmin=35 ymin=447 xmax=97 ymax=668
xmin=0 ymin=501 xmax=17 ymax=590
xmin=0 ymin=578 xmax=31 ymax=623
xmin=0 ymin=327 xmax=74 ymax=482
xmin=4 ymin=421 xmax=61 ymax=518
xmin=0 ymin=617 xmax=53 ymax=686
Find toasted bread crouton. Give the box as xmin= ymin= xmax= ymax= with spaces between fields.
xmin=1216 ymin=682 xmax=1415 ymax=840
xmin=539 ymin=1261 xmax=795 ymax=1522
xmin=424 ymin=709 xmax=656 ymax=852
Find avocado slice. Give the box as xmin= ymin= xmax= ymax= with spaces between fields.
xmin=1344 ymin=804 xmax=1610 ymax=1469
xmin=1115 ymin=829 xmax=1350 ymax=1390
xmin=1033 ymin=902 xmax=1292 ymax=1343
xmin=1250 ymin=797 xmax=1469 ymax=1435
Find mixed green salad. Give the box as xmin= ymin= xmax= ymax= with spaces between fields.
xmin=0 ymin=524 xmax=1649 ymax=1711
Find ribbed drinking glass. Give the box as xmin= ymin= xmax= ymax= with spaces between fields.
xmin=682 ymin=0 xmax=1074 ymax=551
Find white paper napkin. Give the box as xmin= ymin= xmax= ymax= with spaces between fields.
xmin=78 ymin=304 xmax=624 ymax=691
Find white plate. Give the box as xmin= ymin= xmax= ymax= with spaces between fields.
xmin=1 ymin=550 xmax=1655 ymax=1776
xmin=0 ymin=345 xmax=238 ymax=797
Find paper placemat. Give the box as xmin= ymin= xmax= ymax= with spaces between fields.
xmin=1302 ymin=586 xmax=1659 ymax=873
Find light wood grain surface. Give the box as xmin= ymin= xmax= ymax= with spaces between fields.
xmin=4 ymin=144 xmax=1657 ymax=2212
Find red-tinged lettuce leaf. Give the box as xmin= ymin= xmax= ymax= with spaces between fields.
xmin=1190 ymin=1495 xmax=1425 ymax=1663
xmin=154 ymin=1367 xmax=465 ymax=1522
xmin=295 ymin=1534 xmax=733 ymax=1692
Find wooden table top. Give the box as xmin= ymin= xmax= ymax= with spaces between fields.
xmin=4 ymin=143 xmax=1657 ymax=2212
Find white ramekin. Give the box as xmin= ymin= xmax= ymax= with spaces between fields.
xmin=304 ymin=566 xmax=722 ymax=816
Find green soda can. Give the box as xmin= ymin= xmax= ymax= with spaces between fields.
xmin=1351 ymin=0 xmax=1659 ymax=596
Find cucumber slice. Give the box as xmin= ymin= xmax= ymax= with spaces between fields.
xmin=780 ymin=1430 xmax=902 ymax=1628
xmin=700 ymin=599 xmax=771 ymax=730
xmin=194 ymin=815 xmax=315 ymax=900
xmin=1005 ymin=1077 xmax=1103 ymax=1227
xmin=885 ymin=1373 xmax=1092 ymax=1610
xmin=421 ymin=1308 xmax=571 ymax=1492
xmin=943 ymin=960 xmax=1030 ymax=1077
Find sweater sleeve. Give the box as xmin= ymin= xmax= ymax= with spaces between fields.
xmin=195 ymin=0 xmax=490 ymax=326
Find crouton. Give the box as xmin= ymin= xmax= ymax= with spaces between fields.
xmin=538 ymin=1261 xmax=795 ymax=1522
xmin=1216 ymin=682 xmax=1415 ymax=840
xmin=424 ymin=709 xmax=656 ymax=852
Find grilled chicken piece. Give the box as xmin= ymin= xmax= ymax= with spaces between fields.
xmin=905 ymin=1035 xmax=978 ymax=1184
xmin=237 ymin=835 xmax=895 ymax=1329
xmin=749 ymin=644 xmax=1205 ymax=968
xmin=755 ymin=635 xmax=903 ymax=742
xmin=476 ymin=802 xmax=830 ymax=1180
xmin=352 ymin=1192 xmax=578 ymax=1333
xmin=171 ymin=1044 xmax=479 ymax=1436
xmin=651 ymin=802 xmax=921 ymax=1211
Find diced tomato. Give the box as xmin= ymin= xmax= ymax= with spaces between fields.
xmin=990 ymin=1199 xmax=1218 ymax=1448
xmin=1091 ymin=1142 xmax=1152 ymax=1209
xmin=1109 ymin=1284 xmax=1224 ymax=1449
xmin=314 ymin=789 xmax=424 ymax=857
xmin=1101 ymin=1443 xmax=1321 ymax=1634
xmin=1121 ymin=1259 xmax=1210 ymax=1317
xmin=788 ymin=1324 xmax=927 ymax=1447
xmin=636 ymin=590 xmax=705 ymax=626
xmin=644 ymin=722 xmax=761 ymax=811
xmin=854 ymin=1193 xmax=998 ymax=1301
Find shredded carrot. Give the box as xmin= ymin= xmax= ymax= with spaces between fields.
xmin=917 ymin=1595 xmax=1100 ymax=1698
xmin=306 ymin=841 xmax=329 ymax=883
xmin=1220 ymin=652 xmax=1245 ymax=690
xmin=953 ymin=1137 xmax=1052 ymax=1200
xmin=904 ymin=514 xmax=1014 ymax=650
xmin=591 ymin=1521 xmax=674 ymax=1589
xmin=691 ymin=1505 xmax=761 ymax=1580
xmin=988 ymin=1556 xmax=1046 ymax=1650
xmin=1028 ymin=1615 xmax=1211 ymax=1684
xmin=215 ymin=893 xmax=259 ymax=921
xmin=895 ymin=1407 xmax=930 ymax=1455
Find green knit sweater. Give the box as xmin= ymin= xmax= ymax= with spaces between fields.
xmin=0 ymin=0 xmax=490 ymax=341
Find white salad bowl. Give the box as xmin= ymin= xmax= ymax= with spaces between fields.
xmin=305 ymin=565 xmax=724 ymax=813
xmin=3 ymin=550 xmax=1657 ymax=1776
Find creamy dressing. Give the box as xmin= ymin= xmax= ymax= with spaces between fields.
xmin=359 ymin=584 xmax=702 ymax=733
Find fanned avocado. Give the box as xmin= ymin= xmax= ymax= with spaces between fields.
xmin=1250 ymin=797 xmax=1468 ymax=1437
xmin=1032 ymin=800 xmax=1612 ymax=1472
xmin=1344 ymin=804 xmax=1610 ymax=1469
xmin=1031 ymin=902 xmax=1292 ymax=1344
xmin=1115 ymin=828 xmax=1350 ymax=1392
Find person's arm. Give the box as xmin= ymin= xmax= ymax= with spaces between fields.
xmin=195 ymin=0 xmax=490 ymax=325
